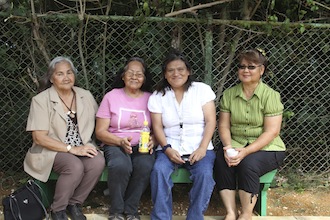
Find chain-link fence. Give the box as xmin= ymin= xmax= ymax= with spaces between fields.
xmin=0 ymin=13 xmax=329 ymax=182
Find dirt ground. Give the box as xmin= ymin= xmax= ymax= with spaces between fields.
xmin=83 ymin=182 xmax=330 ymax=217
xmin=1 ymin=180 xmax=330 ymax=217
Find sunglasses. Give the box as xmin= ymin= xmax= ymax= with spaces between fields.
xmin=238 ymin=64 xmax=262 ymax=70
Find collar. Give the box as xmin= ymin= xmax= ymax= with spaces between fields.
xmin=234 ymin=81 xmax=264 ymax=100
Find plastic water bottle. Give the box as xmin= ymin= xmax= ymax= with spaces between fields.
xmin=138 ymin=120 xmax=150 ymax=153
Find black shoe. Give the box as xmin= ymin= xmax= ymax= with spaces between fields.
xmin=51 ymin=210 xmax=68 ymax=220
xmin=67 ymin=204 xmax=87 ymax=220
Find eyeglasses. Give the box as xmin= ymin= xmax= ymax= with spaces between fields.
xmin=125 ymin=72 xmax=145 ymax=79
xmin=238 ymin=65 xmax=262 ymax=70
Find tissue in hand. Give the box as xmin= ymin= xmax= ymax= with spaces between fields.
xmin=226 ymin=148 xmax=238 ymax=157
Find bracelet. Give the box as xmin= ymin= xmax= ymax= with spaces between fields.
xmin=162 ymin=144 xmax=172 ymax=153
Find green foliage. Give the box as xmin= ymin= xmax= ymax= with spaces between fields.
xmin=299 ymin=10 xmax=307 ymax=20
xmin=307 ymin=0 xmax=319 ymax=11
xmin=267 ymin=15 xmax=278 ymax=22
xmin=299 ymin=24 xmax=306 ymax=33
xmin=265 ymin=0 xmax=330 ymax=23
xmin=131 ymin=0 xmax=183 ymax=17
xmin=283 ymin=111 xmax=295 ymax=120
xmin=10 ymin=0 xmax=30 ymax=15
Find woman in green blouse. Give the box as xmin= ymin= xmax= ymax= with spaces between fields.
xmin=214 ymin=48 xmax=286 ymax=220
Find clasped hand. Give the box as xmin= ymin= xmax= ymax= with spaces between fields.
xmin=165 ymin=147 xmax=206 ymax=165
xmin=223 ymin=146 xmax=247 ymax=167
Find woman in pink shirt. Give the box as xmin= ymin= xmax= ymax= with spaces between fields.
xmin=95 ymin=57 xmax=155 ymax=220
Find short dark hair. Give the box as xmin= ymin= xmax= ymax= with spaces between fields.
xmin=156 ymin=49 xmax=194 ymax=95
xmin=112 ymin=57 xmax=152 ymax=93
xmin=238 ymin=48 xmax=268 ymax=72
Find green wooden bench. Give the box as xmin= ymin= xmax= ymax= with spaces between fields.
xmin=256 ymin=169 xmax=277 ymax=216
xmin=37 ymin=168 xmax=277 ymax=216
xmin=171 ymin=168 xmax=277 ymax=216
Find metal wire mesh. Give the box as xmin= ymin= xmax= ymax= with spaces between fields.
xmin=0 ymin=14 xmax=329 ymax=181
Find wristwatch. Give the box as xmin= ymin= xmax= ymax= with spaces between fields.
xmin=162 ymin=144 xmax=172 ymax=153
xmin=66 ymin=145 xmax=72 ymax=152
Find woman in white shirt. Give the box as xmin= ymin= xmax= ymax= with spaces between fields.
xmin=148 ymin=50 xmax=216 ymax=220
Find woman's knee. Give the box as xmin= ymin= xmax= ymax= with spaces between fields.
xmin=194 ymin=168 xmax=214 ymax=183
xmin=61 ymin=161 xmax=85 ymax=183
xmin=107 ymin=156 xmax=132 ymax=174
xmin=134 ymin=155 xmax=155 ymax=172
xmin=90 ymin=153 xmax=106 ymax=172
xmin=153 ymin=157 xmax=172 ymax=174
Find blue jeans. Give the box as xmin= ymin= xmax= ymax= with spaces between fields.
xmin=150 ymin=150 xmax=215 ymax=220
xmin=103 ymin=145 xmax=155 ymax=215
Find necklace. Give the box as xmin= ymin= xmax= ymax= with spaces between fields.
xmin=173 ymin=91 xmax=185 ymax=152
xmin=58 ymin=92 xmax=76 ymax=120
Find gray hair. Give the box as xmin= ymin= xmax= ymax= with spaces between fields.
xmin=38 ymin=56 xmax=77 ymax=92
xmin=47 ymin=56 xmax=78 ymax=77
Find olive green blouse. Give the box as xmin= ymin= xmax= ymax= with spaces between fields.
xmin=220 ymin=81 xmax=285 ymax=151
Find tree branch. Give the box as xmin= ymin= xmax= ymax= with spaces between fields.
xmin=165 ymin=0 xmax=233 ymax=17
xmin=30 ymin=0 xmax=50 ymax=63
xmin=313 ymin=0 xmax=330 ymax=11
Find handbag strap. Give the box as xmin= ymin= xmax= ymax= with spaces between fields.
xmin=27 ymin=180 xmax=50 ymax=207
xmin=9 ymin=196 xmax=23 ymax=220
xmin=26 ymin=180 xmax=50 ymax=220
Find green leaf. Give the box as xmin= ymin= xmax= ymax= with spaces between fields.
xmin=299 ymin=24 xmax=306 ymax=34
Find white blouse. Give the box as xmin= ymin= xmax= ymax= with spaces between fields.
xmin=148 ymin=82 xmax=216 ymax=155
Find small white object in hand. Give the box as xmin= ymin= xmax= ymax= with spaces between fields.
xmin=226 ymin=148 xmax=238 ymax=157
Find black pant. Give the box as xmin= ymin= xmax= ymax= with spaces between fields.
xmin=214 ymin=149 xmax=286 ymax=194
xmin=103 ymin=145 xmax=155 ymax=215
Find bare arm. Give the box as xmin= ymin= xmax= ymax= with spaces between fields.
xmin=150 ymin=113 xmax=166 ymax=147
xmin=244 ymin=114 xmax=282 ymax=154
xmin=151 ymin=112 xmax=184 ymax=164
xmin=190 ymin=100 xmax=216 ymax=164
xmin=218 ymin=111 xmax=237 ymax=166
xmin=218 ymin=111 xmax=232 ymax=148
xmin=95 ymin=117 xmax=133 ymax=154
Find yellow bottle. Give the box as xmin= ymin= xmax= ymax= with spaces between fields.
xmin=138 ymin=120 xmax=150 ymax=153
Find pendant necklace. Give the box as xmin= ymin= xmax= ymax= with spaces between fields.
xmin=58 ymin=91 xmax=76 ymax=121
